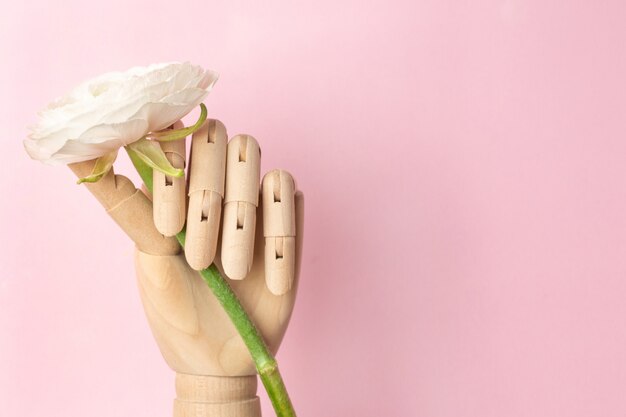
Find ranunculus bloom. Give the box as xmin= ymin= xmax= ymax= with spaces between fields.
xmin=25 ymin=62 xmax=218 ymax=165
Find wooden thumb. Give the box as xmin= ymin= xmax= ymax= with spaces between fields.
xmin=69 ymin=160 xmax=180 ymax=256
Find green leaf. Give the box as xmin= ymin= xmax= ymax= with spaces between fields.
xmin=148 ymin=103 xmax=208 ymax=142
xmin=76 ymin=151 xmax=118 ymax=184
xmin=126 ymin=137 xmax=184 ymax=178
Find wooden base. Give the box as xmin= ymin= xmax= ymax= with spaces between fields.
xmin=174 ymin=373 xmax=261 ymax=417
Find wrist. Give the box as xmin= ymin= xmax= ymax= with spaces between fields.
xmin=174 ymin=373 xmax=261 ymax=417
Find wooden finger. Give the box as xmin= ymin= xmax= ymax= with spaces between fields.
xmin=294 ymin=190 xmax=304 ymax=284
xmin=221 ymin=135 xmax=261 ymax=280
xmin=185 ymin=120 xmax=227 ymax=270
xmin=262 ymin=170 xmax=296 ymax=295
xmin=153 ymin=121 xmax=187 ymax=237
xmin=69 ymin=160 xmax=179 ymax=256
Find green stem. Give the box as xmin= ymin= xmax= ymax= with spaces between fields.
xmin=127 ymin=148 xmax=296 ymax=417
xmin=259 ymin=365 xmax=296 ymax=417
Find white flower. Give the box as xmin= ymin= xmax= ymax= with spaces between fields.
xmin=25 ymin=62 xmax=218 ymax=166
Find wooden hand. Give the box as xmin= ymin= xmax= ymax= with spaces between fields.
xmin=69 ymin=120 xmax=303 ymax=417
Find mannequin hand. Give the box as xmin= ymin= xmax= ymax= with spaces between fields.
xmin=69 ymin=119 xmax=303 ymax=415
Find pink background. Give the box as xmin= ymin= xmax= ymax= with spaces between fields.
xmin=2 ymin=1 xmax=626 ymax=416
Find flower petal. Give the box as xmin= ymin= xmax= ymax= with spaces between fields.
xmin=26 ymin=62 xmax=218 ymax=166
xmin=131 ymin=97 xmax=207 ymax=132
xmin=78 ymin=118 xmax=149 ymax=145
xmin=46 ymin=139 xmax=125 ymax=165
xmin=32 ymin=119 xmax=150 ymax=165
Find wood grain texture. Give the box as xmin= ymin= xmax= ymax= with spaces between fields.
xmin=221 ymin=135 xmax=261 ymax=279
xmin=186 ymin=119 xmax=228 ymax=270
xmin=135 ymin=192 xmax=304 ymax=376
xmin=262 ymin=170 xmax=297 ymax=295
xmin=70 ymin=125 xmax=303 ymax=417
xmin=153 ymin=121 xmax=187 ymax=237
xmin=173 ymin=374 xmax=261 ymax=417
xmin=69 ymin=160 xmax=180 ymax=256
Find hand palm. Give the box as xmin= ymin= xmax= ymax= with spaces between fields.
xmin=135 ymin=192 xmax=303 ymax=376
